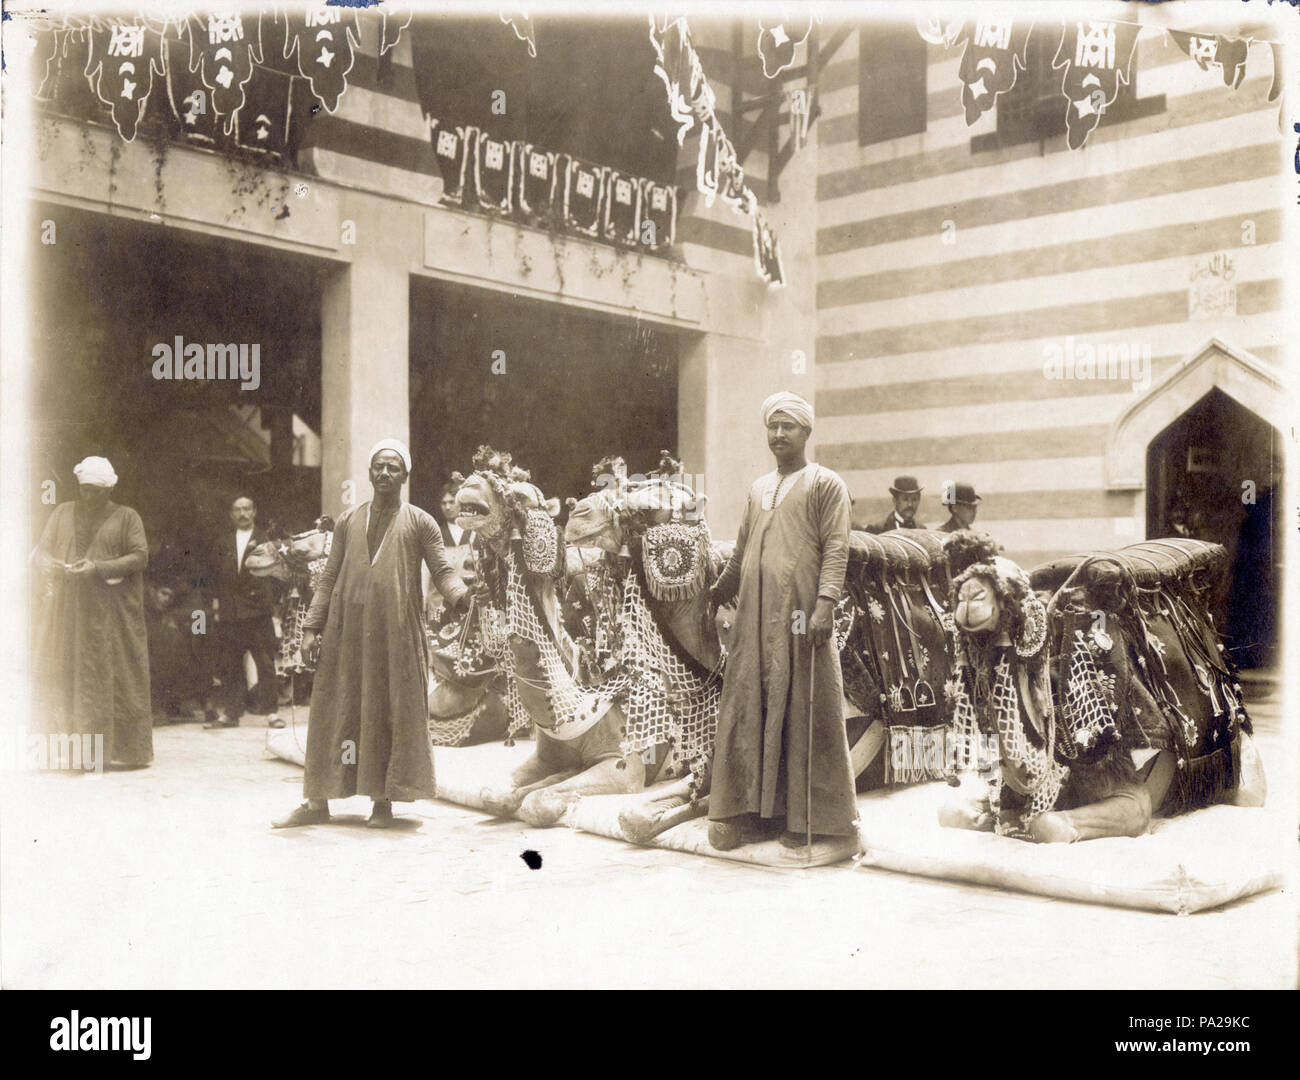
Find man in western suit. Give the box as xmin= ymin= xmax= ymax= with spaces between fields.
xmin=865 ymin=475 xmax=926 ymax=533
xmin=205 ymin=495 xmax=281 ymax=728
xmin=938 ymin=481 xmax=982 ymax=532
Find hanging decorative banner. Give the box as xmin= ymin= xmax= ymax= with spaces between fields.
xmin=500 ymin=11 xmax=537 ymax=58
xmin=603 ymin=171 xmax=641 ymax=245
xmin=647 ymin=14 xmax=781 ymax=282
xmin=1266 ymin=41 xmax=1285 ymax=131
xmin=84 ymin=17 xmax=168 ymax=142
xmin=648 ymin=16 xmax=714 ymax=145
xmin=639 ymin=179 xmax=677 ymax=251
xmin=235 ymin=62 xmax=296 ymax=159
xmin=516 ymin=143 xmax=557 ymax=218
xmin=184 ymin=13 xmax=262 ymax=134
xmin=696 ymin=117 xmax=722 ymax=204
xmin=1169 ymin=29 xmax=1250 ymax=90
xmin=474 ymin=131 xmax=515 ymax=214
xmin=562 ymin=155 xmax=606 ymax=238
xmin=430 ymin=120 xmax=474 ymax=205
xmin=278 ymin=5 xmax=359 ymax=114
xmin=915 ymin=14 xmax=965 ymax=48
xmin=753 ymin=212 xmax=785 ymax=287
xmin=715 ymin=134 xmax=748 ymax=211
xmin=380 ymin=4 xmax=413 ymax=56
xmin=1051 ymin=19 xmax=1140 ymax=150
xmin=757 ymin=13 xmax=813 ymax=79
xmin=19 ymin=18 xmax=64 ymax=100
xmin=166 ymin=34 xmax=222 ymax=147
xmin=955 ymin=19 xmax=1033 ymax=125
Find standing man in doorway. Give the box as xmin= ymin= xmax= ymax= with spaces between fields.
xmin=206 ymin=495 xmax=281 ymax=729
xmin=938 ymin=481 xmax=982 ymax=533
xmin=865 ymin=476 xmax=926 ymax=533
xmin=274 ymin=439 xmax=469 ymax=830
xmin=706 ymin=392 xmax=858 ymax=851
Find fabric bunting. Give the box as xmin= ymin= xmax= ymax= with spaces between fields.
xmin=757 ymin=14 xmax=813 ymax=79
xmin=956 ymin=19 xmax=1032 ymax=125
xmin=183 ymin=13 xmax=262 ymax=136
xmin=84 ymin=19 xmax=168 ymax=142
xmin=499 ymin=11 xmax=537 ymax=59
xmin=1051 ymin=19 xmax=1141 ymax=151
xmin=277 ymin=5 xmax=358 ymax=114
xmin=1168 ymin=29 xmax=1251 ymax=89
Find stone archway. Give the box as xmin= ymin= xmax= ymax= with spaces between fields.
xmin=1105 ymin=338 xmax=1283 ymax=668
xmin=1105 ymin=337 xmax=1284 ymax=491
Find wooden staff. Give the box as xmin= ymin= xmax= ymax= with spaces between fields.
xmin=806 ymin=637 xmax=817 ymax=858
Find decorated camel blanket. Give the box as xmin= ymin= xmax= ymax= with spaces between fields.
xmin=264 ymin=730 xmax=1282 ymax=911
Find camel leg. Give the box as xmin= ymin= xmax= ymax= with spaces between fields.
xmin=618 ymin=777 xmax=709 ymax=844
xmin=518 ymin=753 xmax=647 ymax=827
xmin=1030 ymin=752 xmax=1174 ymax=843
xmin=938 ymin=794 xmax=995 ymax=832
xmin=479 ymin=752 xmax=580 ymax=817
xmin=938 ymin=776 xmax=995 ymax=832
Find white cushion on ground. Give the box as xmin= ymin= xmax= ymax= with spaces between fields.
xmin=855 ymin=781 xmax=1284 ymax=914
xmin=265 ymin=729 xmax=1283 ymax=906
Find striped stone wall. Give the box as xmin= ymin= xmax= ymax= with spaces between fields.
xmin=813 ymin=21 xmax=1287 ymax=567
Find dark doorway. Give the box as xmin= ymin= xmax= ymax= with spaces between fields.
xmin=28 ymin=203 xmax=326 ymax=583
xmin=1146 ymin=388 xmax=1280 ymax=668
xmin=409 ymin=279 xmax=681 ymax=519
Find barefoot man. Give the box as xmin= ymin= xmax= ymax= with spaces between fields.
xmin=274 ymin=439 xmax=467 ymax=829
xmin=706 ymin=392 xmax=858 ymax=851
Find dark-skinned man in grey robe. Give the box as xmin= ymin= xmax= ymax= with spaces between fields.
xmin=274 ymin=439 xmax=467 ymax=829
xmin=707 ymin=392 xmax=857 ymax=851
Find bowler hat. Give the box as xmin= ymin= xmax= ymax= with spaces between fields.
xmin=944 ymin=481 xmax=982 ymax=505
xmin=889 ymin=475 xmax=923 ymax=495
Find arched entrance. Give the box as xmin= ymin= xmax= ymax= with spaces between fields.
xmin=1106 ymin=339 xmax=1283 ymax=670
xmin=1146 ymin=389 xmax=1280 ymax=667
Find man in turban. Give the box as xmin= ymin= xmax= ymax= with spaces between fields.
xmin=31 ymin=456 xmax=153 ymax=768
xmin=274 ymin=439 xmax=469 ymax=829
xmin=706 ymin=393 xmax=858 ymax=850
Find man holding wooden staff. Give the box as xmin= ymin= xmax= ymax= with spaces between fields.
xmin=706 ymin=392 xmax=857 ymax=851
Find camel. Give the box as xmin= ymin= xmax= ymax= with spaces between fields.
xmin=453 ymin=446 xmax=646 ymax=827
xmin=562 ymin=455 xmax=732 ymax=842
xmin=939 ymin=533 xmax=1263 ymax=843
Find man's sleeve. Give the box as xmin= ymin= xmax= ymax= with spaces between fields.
xmin=94 ymin=509 xmax=149 ymax=579
xmin=815 ymin=471 xmax=851 ymax=603
xmin=419 ymin=510 xmax=468 ymax=609
xmin=303 ymin=513 xmax=348 ymax=631
xmin=711 ymin=490 xmax=752 ymax=605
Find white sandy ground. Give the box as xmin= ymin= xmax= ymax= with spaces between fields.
xmin=0 ymin=694 xmax=1293 ymax=989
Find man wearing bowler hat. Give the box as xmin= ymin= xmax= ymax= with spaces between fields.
xmin=866 ymin=475 xmax=925 ymax=533
xmin=938 ymin=481 xmax=982 ymax=532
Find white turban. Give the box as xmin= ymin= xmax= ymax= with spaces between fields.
xmin=73 ymin=456 xmax=118 ymax=488
xmin=760 ymin=391 xmax=813 ymax=431
xmin=368 ymin=439 xmax=412 ymax=474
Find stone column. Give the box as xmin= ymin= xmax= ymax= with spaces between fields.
xmin=319 ymin=198 xmax=415 ymax=516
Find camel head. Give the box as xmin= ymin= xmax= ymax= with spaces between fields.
xmin=565 ymin=452 xmax=704 ymax=555
xmin=453 ymin=446 xmax=548 ymax=550
xmin=246 ymin=517 xmax=334 ymax=582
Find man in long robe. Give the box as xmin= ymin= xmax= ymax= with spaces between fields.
xmin=273 ymin=440 xmax=468 ymax=829
xmin=707 ymin=393 xmax=857 ymax=849
xmin=31 ymin=456 xmax=153 ymax=768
